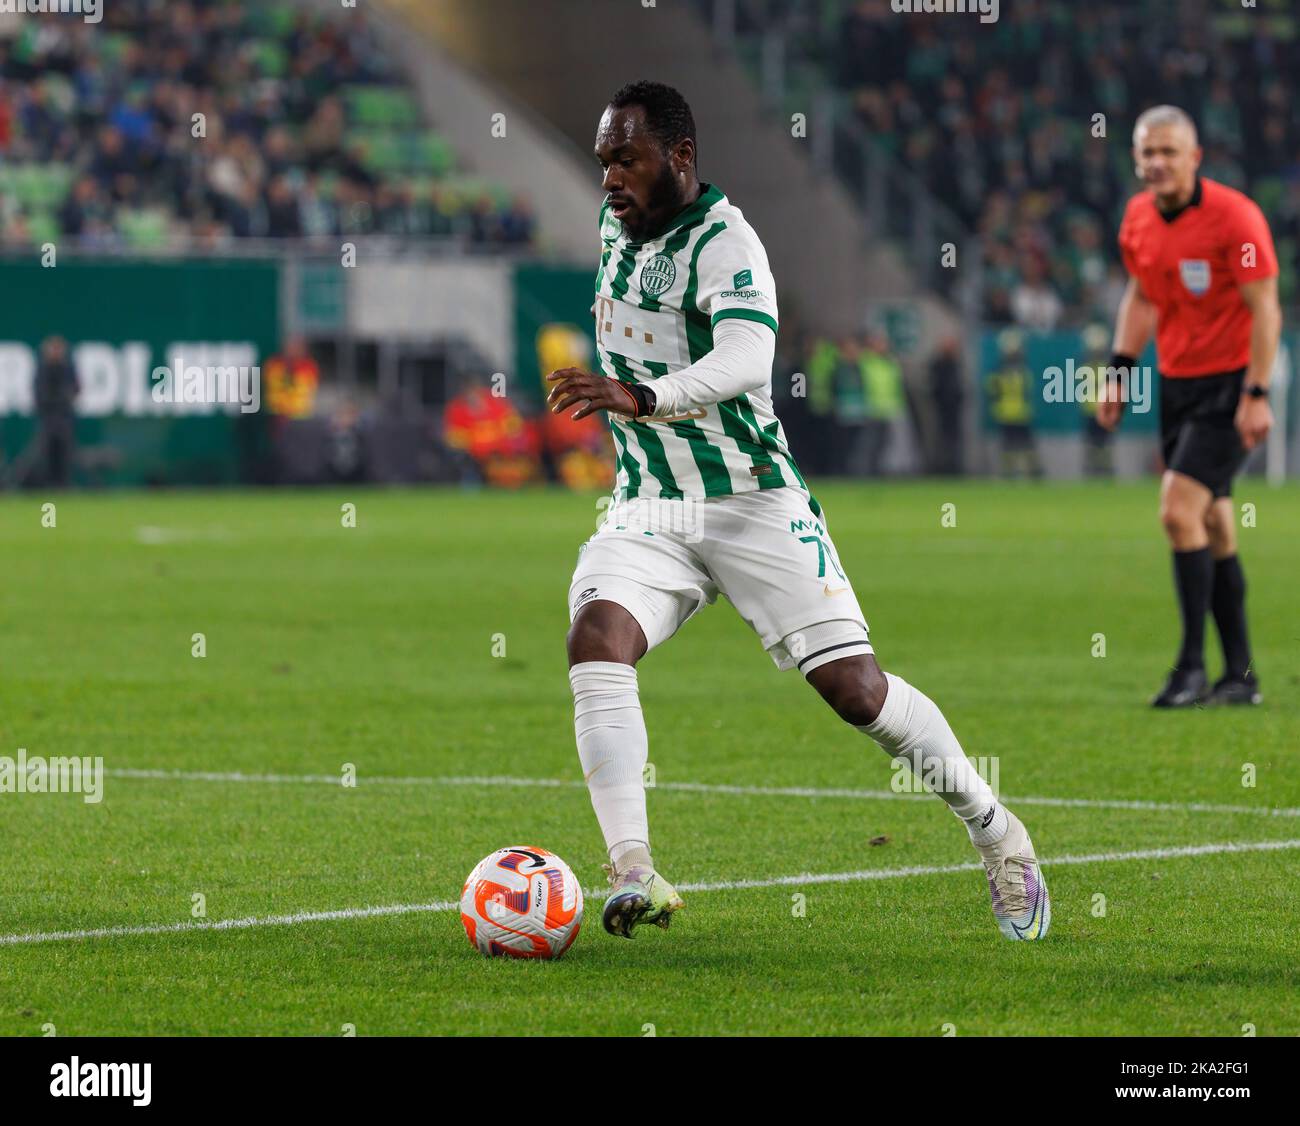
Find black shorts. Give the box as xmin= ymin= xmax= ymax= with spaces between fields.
xmin=1159 ymin=368 xmax=1247 ymax=498
xmin=999 ymin=423 xmax=1034 ymax=450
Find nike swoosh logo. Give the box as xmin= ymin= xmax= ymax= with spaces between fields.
xmin=583 ymin=762 xmax=608 ymax=784
xmin=823 ymin=585 xmax=849 ymax=597
xmin=1011 ymin=875 xmax=1046 ymax=940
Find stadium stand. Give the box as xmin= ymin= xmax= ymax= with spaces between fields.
xmin=0 ymin=0 xmax=534 ymax=249
xmin=705 ymin=0 xmax=1299 ymax=325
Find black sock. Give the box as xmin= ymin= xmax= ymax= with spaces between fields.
xmin=1211 ymin=555 xmax=1252 ymax=679
xmin=1172 ymin=547 xmax=1213 ymax=672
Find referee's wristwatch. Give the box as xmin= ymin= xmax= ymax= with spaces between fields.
xmin=1243 ymin=384 xmax=1269 ymax=400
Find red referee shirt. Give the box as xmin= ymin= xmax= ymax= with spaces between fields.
xmin=1118 ymin=177 xmax=1278 ymax=377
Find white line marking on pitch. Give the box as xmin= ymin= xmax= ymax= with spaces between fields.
xmin=2 ymin=838 xmax=1297 ymax=947
xmin=102 ymin=768 xmax=1300 ymax=820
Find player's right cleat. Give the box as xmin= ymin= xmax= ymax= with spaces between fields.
xmin=601 ymin=863 xmax=685 ymax=938
xmin=974 ymin=810 xmax=1050 ymax=941
xmin=1151 ymin=666 xmax=1209 ymax=708
xmin=1207 ymin=672 xmax=1262 ymax=706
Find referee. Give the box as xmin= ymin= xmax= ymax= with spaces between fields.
xmin=1100 ymin=106 xmax=1281 ymax=708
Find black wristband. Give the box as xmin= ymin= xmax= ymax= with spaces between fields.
xmin=624 ymin=382 xmax=656 ymax=417
xmin=1108 ymin=353 xmax=1138 ymax=378
xmin=1106 ymin=353 xmax=1136 ymax=407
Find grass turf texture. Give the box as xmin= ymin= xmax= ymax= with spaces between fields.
xmin=0 ymin=481 xmax=1297 ymax=1036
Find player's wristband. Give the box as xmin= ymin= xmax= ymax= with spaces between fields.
xmin=1244 ymin=384 xmax=1269 ymax=400
xmin=1107 ymin=353 xmax=1137 ymax=409
xmin=619 ymin=381 xmax=656 ymax=418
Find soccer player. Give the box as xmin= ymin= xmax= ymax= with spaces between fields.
xmin=1100 ymin=106 xmax=1281 ymax=707
xmin=547 ymin=82 xmax=1050 ymax=942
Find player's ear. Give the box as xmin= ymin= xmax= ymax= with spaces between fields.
xmin=673 ymin=137 xmax=695 ymax=174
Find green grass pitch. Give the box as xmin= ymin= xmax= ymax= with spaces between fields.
xmin=1 ymin=480 xmax=1297 ymax=1036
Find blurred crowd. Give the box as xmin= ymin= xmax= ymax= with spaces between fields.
xmin=771 ymin=322 xmax=1122 ymax=481
xmin=754 ymin=0 xmax=1300 ymax=325
xmin=442 ymin=374 xmax=614 ymax=491
xmin=7 ymin=324 xmax=1135 ymax=489
xmin=0 ymin=0 xmax=533 ymax=248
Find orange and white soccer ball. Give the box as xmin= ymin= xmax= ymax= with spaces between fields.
xmin=460 ymin=846 xmax=583 ymax=959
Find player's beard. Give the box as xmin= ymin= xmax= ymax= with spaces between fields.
xmin=625 ymin=161 xmax=685 ymax=243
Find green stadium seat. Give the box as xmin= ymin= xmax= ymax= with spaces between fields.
xmin=352 ymin=131 xmax=402 ymax=174
xmin=14 ymin=166 xmax=47 ymax=207
xmin=120 ymin=209 xmax=169 ymax=249
xmin=345 ymin=85 xmax=420 ymax=128
xmin=45 ymin=163 xmax=75 ymax=203
xmin=410 ymin=133 xmax=454 ymax=176
xmin=27 ymin=211 xmax=60 ymax=245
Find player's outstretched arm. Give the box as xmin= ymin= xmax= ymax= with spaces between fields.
xmin=1100 ymin=276 xmax=1157 ymax=431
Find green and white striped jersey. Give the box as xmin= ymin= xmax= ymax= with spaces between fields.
xmin=593 ymin=183 xmax=816 ymax=509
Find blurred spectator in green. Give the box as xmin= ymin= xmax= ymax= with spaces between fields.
xmin=986 ymin=329 xmax=1042 ymax=479
xmin=856 ymin=329 xmax=905 ymax=477
xmin=830 ymin=334 xmax=864 ymax=476
xmin=803 ymin=335 xmax=840 ymax=474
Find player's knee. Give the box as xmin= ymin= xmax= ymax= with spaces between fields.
xmin=1204 ymin=507 xmax=1236 ymax=556
xmin=816 ymin=659 xmax=888 ymax=726
xmin=566 ymin=605 xmax=642 ymax=667
xmin=1208 ymin=527 xmax=1236 ymax=558
xmin=566 ymin=615 xmax=620 ymax=665
xmin=1159 ymin=499 xmax=1198 ymax=541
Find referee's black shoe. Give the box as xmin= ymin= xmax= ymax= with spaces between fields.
xmin=1151 ymin=667 xmax=1209 ymax=708
xmin=1207 ymin=672 xmax=1262 ymax=706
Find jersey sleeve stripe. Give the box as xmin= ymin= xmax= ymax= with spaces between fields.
xmin=711 ymin=308 xmax=778 ymax=333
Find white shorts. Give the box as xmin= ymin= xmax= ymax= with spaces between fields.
xmin=568 ymin=488 xmax=872 ymax=674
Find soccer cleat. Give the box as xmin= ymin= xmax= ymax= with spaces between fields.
xmin=600 ymin=863 xmax=685 ymax=938
xmin=974 ymin=810 xmax=1050 ymax=941
xmin=1207 ymin=672 xmax=1262 ymax=706
xmin=1151 ymin=666 xmax=1209 ymax=708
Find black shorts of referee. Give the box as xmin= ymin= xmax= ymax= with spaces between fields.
xmin=1159 ymin=367 xmax=1248 ymax=498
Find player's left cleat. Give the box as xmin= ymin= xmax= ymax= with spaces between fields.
xmin=1150 ymin=666 xmax=1209 ymax=708
xmin=601 ymin=863 xmax=685 ymax=938
xmin=974 ymin=810 xmax=1050 ymax=941
xmin=1207 ymin=672 xmax=1262 ymax=706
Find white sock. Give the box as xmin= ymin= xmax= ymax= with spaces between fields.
xmin=856 ymin=671 xmax=1006 ymax=845
xmin=609 ymin=841 xmax=652 ymax=870
xmin=569 ymin=662 xmax=651 ymax=864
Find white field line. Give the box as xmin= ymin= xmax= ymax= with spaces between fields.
xmin=102 ymin=768 xmax=1300 ymax=820
xmin=1 ymin=838 xmax=1298 ymax=948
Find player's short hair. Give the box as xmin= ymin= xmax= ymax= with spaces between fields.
xmin=1133 ymin=105 xmax=1198 ymax=146
xmin=608 ymin=81 xmax=697 ymax=167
